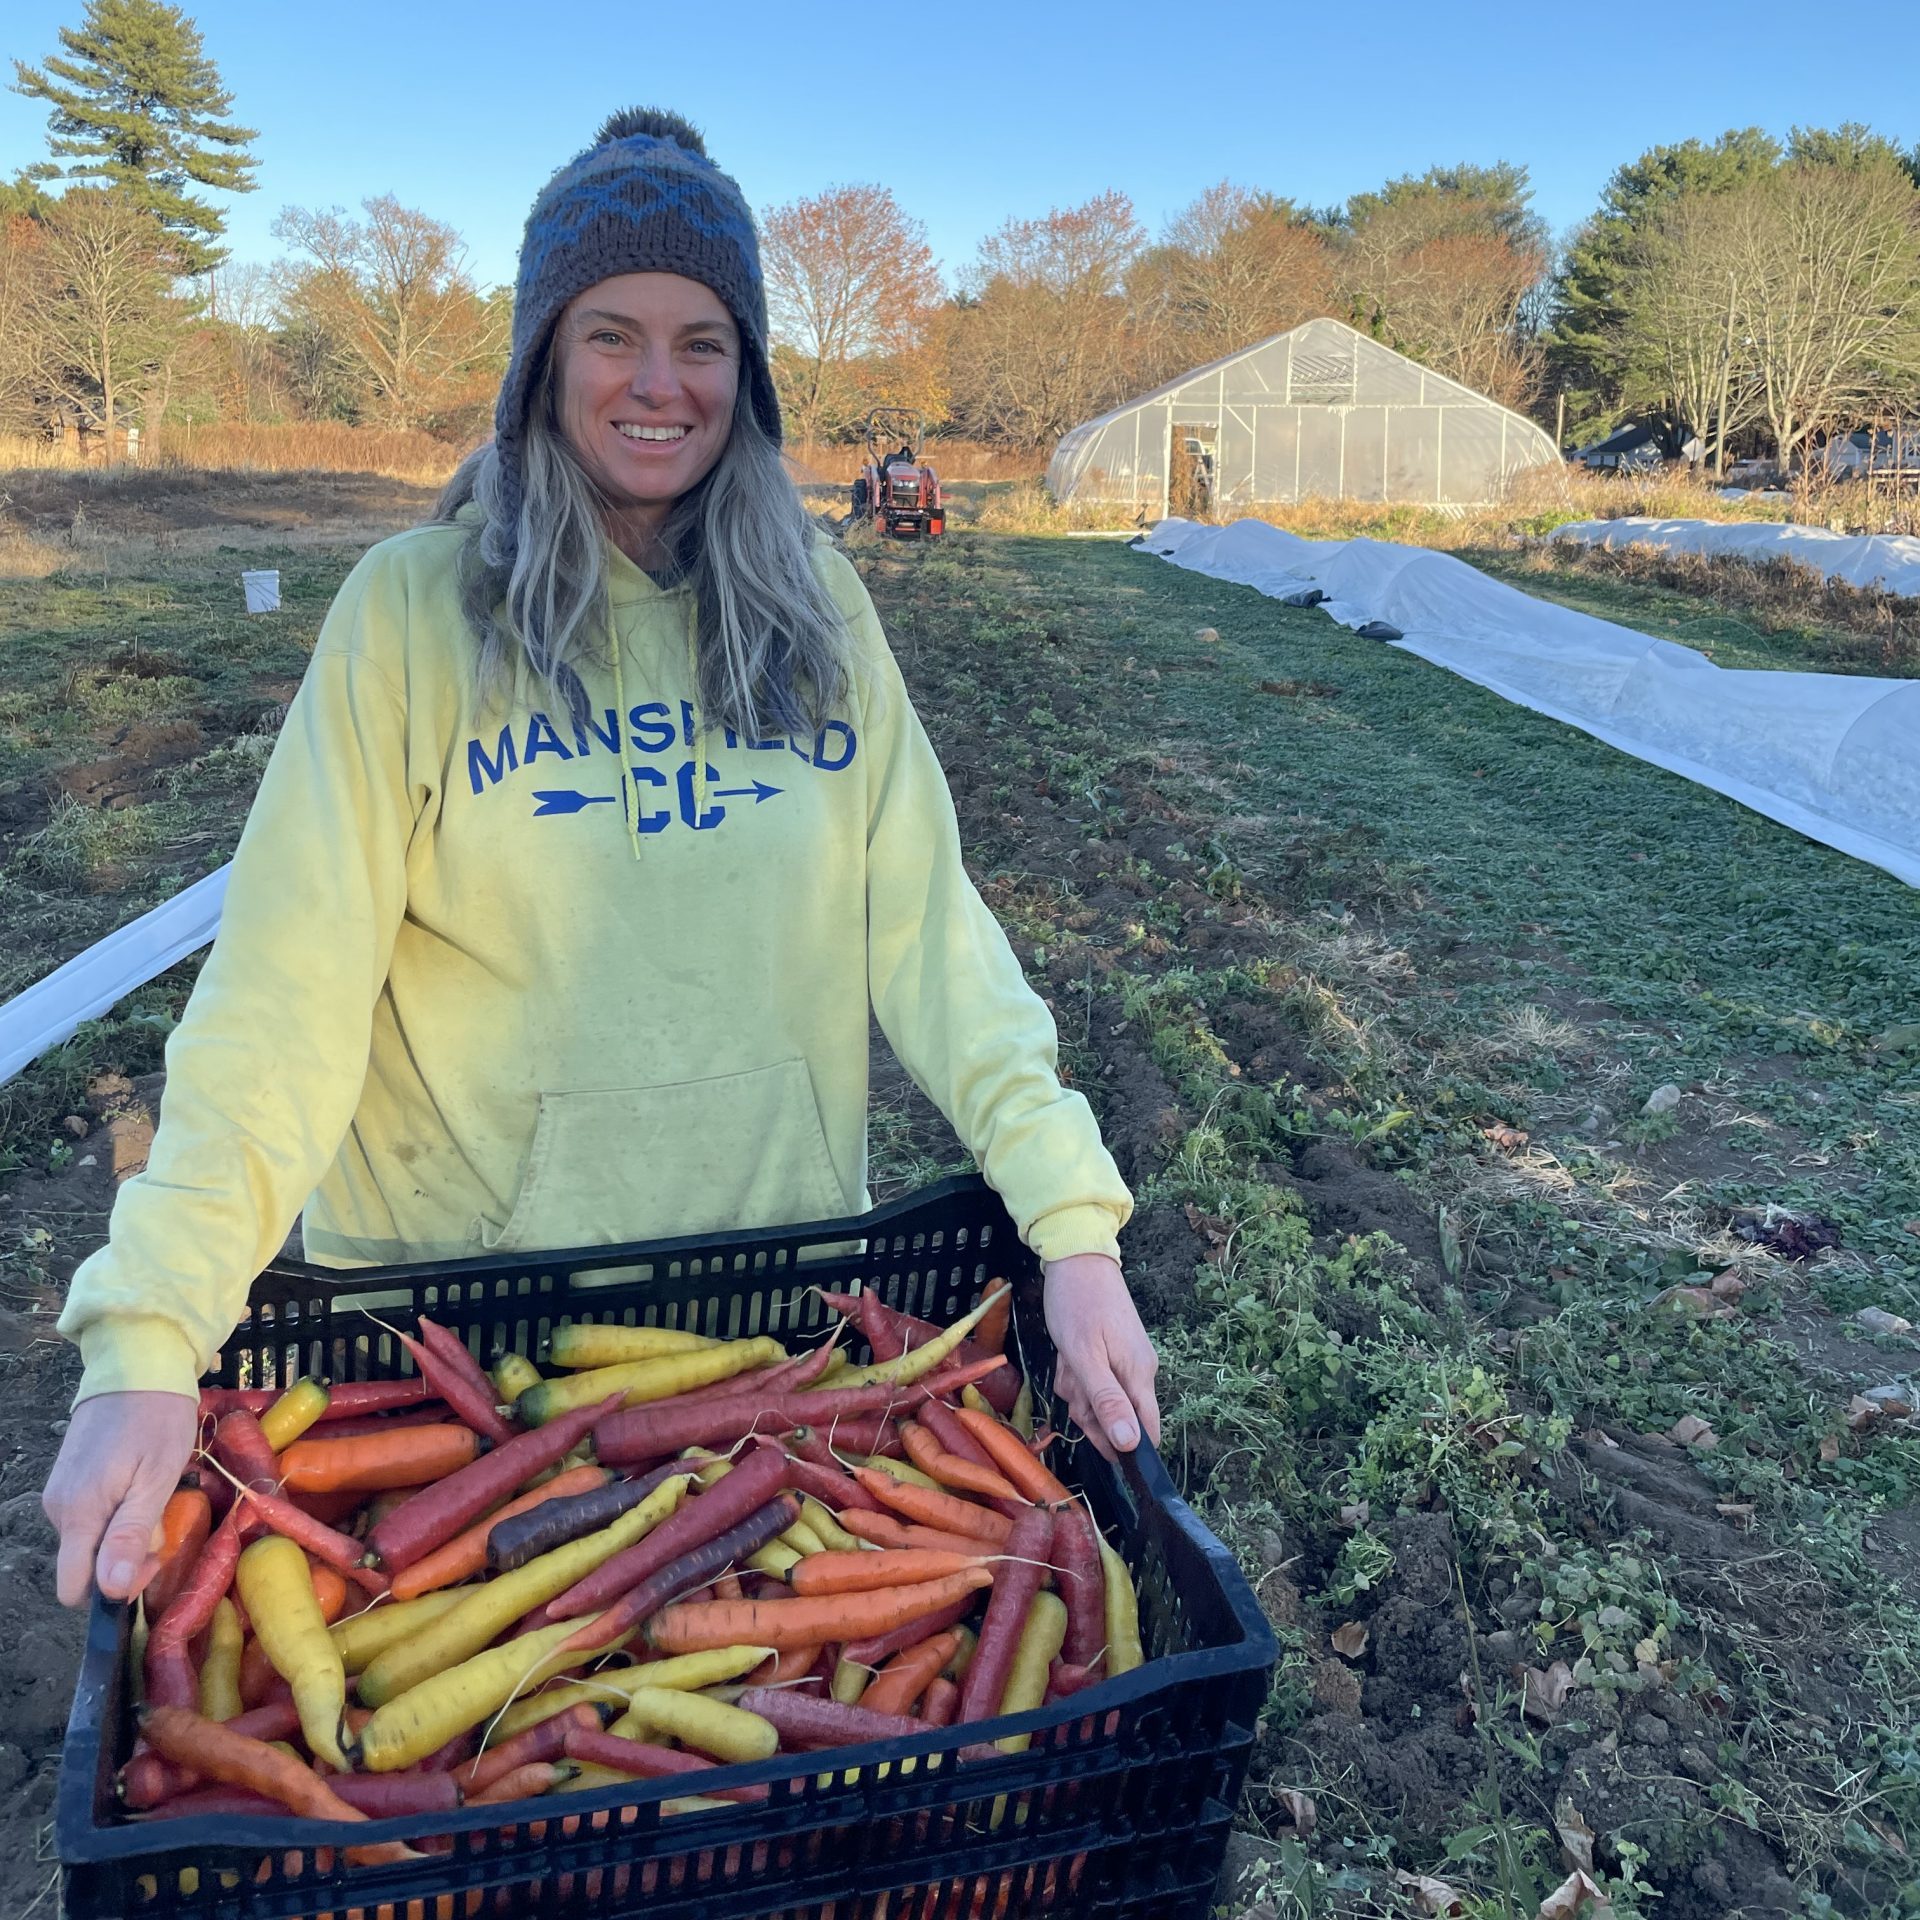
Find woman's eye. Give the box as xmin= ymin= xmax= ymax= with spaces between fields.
xmin=687 ymin=338 xmax=724 ymax=355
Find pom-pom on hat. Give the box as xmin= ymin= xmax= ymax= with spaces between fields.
xmin=493 ymin=107 xmax=780 ymax=526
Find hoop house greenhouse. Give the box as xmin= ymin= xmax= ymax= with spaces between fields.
xmin=1047 ymin=318 xmax=1561 ymax=516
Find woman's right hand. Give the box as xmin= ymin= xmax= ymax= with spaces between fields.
xmin=43 ymin=1390 xmax=200 ymax=1607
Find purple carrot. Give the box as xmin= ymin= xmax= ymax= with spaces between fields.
xmin=957 ymin=1506 xmax=1055 ymax=1724
xmin=594 ymin=1356 xmax=1009 ymax=1468
xmin=556 ymin=1493 xmax=800 ymax=1654
xmin=366 ymin=1391 xmax=623 ymax=1572
xmin=1051 ymin=1505 xmax=1105 ymax=1668
xmin=819 ymin=1291 xmax=1020 ymax=1415
xmin=545 ymin=1443 xmax=791 ymax=1623
xmin=408 ymin=1318 xmax=516 ymax=1445
xmin=750 ymin=1437 xmax=889 ymax=1515
xmin=487 ymin=1473 xmax=675 ymax=1571
xmin=737 ymin=1686 xmax=1001 ymax=1761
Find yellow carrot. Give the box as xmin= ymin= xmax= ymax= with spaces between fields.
xmin=610 ymin=1688 xmax=778 ymax=1764
xmin=236 ymin=1534 xmax=349 ymax=1768
xmin=1098 ymin=1534 xmax=1143 ymax=1675
xmin=491 ymin=1351 xmax=543 ymax=1407
xmin=799 ymin=1498 xmax=863 ymax=1554
xmin=354 ymin=1615 xmax=626 ymax=1772
xmin=545 ymin=1321 xmax=725 ymax=1369
xmin=258 ymin=1378 xmax=330 ymax=1450
xmin=485 ymin=1646 xmax=770 ymax=1744
xmin=994 ymin=1591 xmax=1067 ymax=1753
xmin=855 ymin=1454 xmax=942 ymax=1493
xmin=746 ymin=1539 xmax=803 ymax=1579
xmin=1010 ymin=1377 xmax=1035 ymax=1442
xmin=818 ymin=1286 xmax=1007 ymax=1392
xmin=517 ymin=1337 xmax=783 ymax=1424
xmin=330 ymin=1590 xmax=466 ymax=1675
xmin=357 ymin=1473 xmax=687 ymax=1706
xmin=781 ymin=1519 xmax=827 ymax=1556
xmin=197 ymin=1598 xmax=244 ymax=1721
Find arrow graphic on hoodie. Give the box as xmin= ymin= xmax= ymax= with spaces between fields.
xmin=710 ymin=780 xmax=783 ymax=803
xmin=531 ymin=790 xmax=617 ymax=817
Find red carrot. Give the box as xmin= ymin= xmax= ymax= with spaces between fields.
xmin=593 ymin=1355 xmax=1007 ymax=1467
xmin=546 ymin=1444 xmax=790 ymax=1622
xmin=1051 ymin=1505 xmax=1105 ymax=1669
xmin=750 ymin=1439 xmax=888 ymax=1515
xmin=790 ymin=1415 xmax=902 ymax=1460
xmin=559 ymin=1728 xmax=769 ymax=1802
xmin=145 ymin=1488 xmax=212 ymax=1619
xmin=736 ymin=1686 xmax=997 ymax=1760
xmin=331 ymin=1772 xmax=461 ymax=1816
xmin=229 ymin=1482 xmax=373 ymax=1578
xmin=841 ymin=1597 xmax=976 ymax=1672
xmin=461 ymin=1705 xmax=604 ymax=1797
xmin=1048 ymin=1659 xmax=1101 ymax=1699
xmin=119 ymin=1701 xmax=302 ymax=1809
xmin=956 ymin=1506 xmax=1054 ymax=1724
xmin=145 ymin=1502 xmax=246 ymax=1705
xmin=306 ymin=1402 xmax=452 ymax=1441
xmin=414 ymin=1317 xmax=517 ymax=1445
xmin=366 ymin=1391 xmax=623 ymax=1572
xmin=556 ymin=1494 xmax=800 ymax=1655
xmin=818 ymin=1291 xmax=1020 ymax=1415
xmin=199 ymin=1379 xmax=434 ymax=1422
xmin=921 ymin=1675 xmax=959 ymax=1726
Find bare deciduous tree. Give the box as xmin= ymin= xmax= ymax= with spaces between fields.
xmin=273 ymin=196 xmax=506 ymax=430
xmin=948 ymin=191 xmax=1143 ymax=447
xmin=761 ymin=184 xmax=941 ymax=447
xmin=0 ymin=212 xmax=54 ymax=429
xmin=1723 ymin=159 xmax=1920 ymax=464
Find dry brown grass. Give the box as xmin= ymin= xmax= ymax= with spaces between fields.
xmin=0 ymin=423 xmax=465 ymax=487
xmin=784 ymin=438 xmax=1045 ymax=485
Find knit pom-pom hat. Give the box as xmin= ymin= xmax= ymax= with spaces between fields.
xmin=493 ymin=107 xmax=780 ymax=526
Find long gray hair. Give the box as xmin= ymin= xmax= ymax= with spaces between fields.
xmin=434 ymin=358 xmax=855 ymax=739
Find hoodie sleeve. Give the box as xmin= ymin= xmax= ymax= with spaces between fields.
xmin=57 ymin=546 xmax=423 ymax=1404
xmin=835 ymin=555 xmax=1133 ymax=1265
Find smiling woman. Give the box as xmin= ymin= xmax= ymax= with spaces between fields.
xmin=42 ymin=106 xmax=1161 ymax=1610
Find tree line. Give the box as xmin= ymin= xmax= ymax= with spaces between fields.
xmin=5 ymin=1 xmax=1919 ymax=470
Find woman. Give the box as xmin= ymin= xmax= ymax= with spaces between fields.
xmin=42 ymin=109 xmax=1159 ymax=1608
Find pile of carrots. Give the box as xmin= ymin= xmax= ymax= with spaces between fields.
xmin=117 ymin=1280 xmax=1146 ymax=1865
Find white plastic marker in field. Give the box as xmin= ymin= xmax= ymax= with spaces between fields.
xmin=242 ymin=569 xmax=281 ymax=613
xmin=1137 ymin=518 xmax=1920 ymax=891
xmin=0 ymin=866 xmax=229 ymax=1084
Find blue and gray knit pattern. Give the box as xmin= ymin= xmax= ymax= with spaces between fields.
xmin=494 ymin=110 xmax=781 ymax=524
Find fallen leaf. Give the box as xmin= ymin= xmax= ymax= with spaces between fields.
xmin=1481 ymin=1122 xmax=1530 ymax=1152
xmin=1847 ymin=1395 xmax=1881 ymax=1431
xmin=1715 ymin=1502 xmax=1756 ymax=1526
xmin=1553 ymin=1795 xmax=1597 ymax=1873
xmin=1538 ymin=1868 xmax=1609 ymax=1920
xmin=1195 ymin=627 xmax=1220 ymax=644
xmin=1905 ymin=1222 xmax=1920 ymax=1242
xmin=1331 ymin=1621 xmax=1370 ymax=1659
xmin=1819 ymin=1433 xmax=1842 ymax=1462
xmin=1523 ymin=1660 xmax=1575 ymax=1724
xmin=1337 ymin=1500 xmax=1371 ymax=1529
xmin=1861 ymin=1384 xmax=1915 ymax=1417
xmin=1669 ymin=1414 xmax=1718 ymax=1450
xmin=1270 ymin=1786 xmax=1316 ymax=1834
xmin=1394 ymin=1870 xmax=1466 ymax=1917
xmin=1651 ymin=1285 xmax=1732 ymax=1319
xmin=1709 ymin=1270 xmax=1747 ymax=1301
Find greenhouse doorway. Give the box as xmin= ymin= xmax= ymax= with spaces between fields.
xmin=1170 ymin=423 xmax=1218 ymax=517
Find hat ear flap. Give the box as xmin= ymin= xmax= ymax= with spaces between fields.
xmin=594 ymin=107 xmax=708 ymax=157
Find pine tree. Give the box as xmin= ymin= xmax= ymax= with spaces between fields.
xmin=12 ymin=0 xmax=257 ymax=276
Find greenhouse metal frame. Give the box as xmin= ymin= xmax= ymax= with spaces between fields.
xmin=1047 ymin=318 xmax=1561 ymax=515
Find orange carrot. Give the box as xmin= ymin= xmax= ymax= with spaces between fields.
xmin=973 ymin=1285 xmax=1012 ymax=1357
xmin=389 ymin=1464 xmax=609 ymax=1602
xmin=899 ymin=1423 xmax=1024 ymax=1502
xmin=861 ymin=1628 xmax=963 ymax=1718
xmin=841 ymin=1511 xmax=1009 ymax=1558
xmin=955 ymin=1407 xmax=1072 ymax=1505
xmin=466 ymin=1761 xmax=570 ymax=1806
xmin=309 ymin=1561 xmax=349 ymax=1623
xmin=712 ymin=1570 xmax=746 ymax=1602
xmin=146 ymin=1487 xmax=212 ymax=1620
xmin=279 ymin=1424 xmax=480 ymax=1494
xmin=855 ymin=1467 xmax=1015 ymax=1542
xmin=647 ymin=1569 xmax=994 ymax=1654
xmin=751 ymin=1642 xmax=822 ymax=1684
xmin=789 ymin=1549 xmax=989 ymax=1597
xmin=138 ymin=1707 xmax=417 ymax=1864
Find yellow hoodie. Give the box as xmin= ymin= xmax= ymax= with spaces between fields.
xmin=58 ymin=524 xmax=1132 ymax=1404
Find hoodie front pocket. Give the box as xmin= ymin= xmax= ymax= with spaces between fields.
xmin=480 ymin=1059 xmax=848 ymax=1255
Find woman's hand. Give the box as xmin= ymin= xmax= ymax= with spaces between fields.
xmin=43 ymin=1390 xmax=200 ymax=1608
xmin=1042 ymin=1253 xmax=1161 ymax=1461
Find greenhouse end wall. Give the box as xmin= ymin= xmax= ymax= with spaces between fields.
xmin=1048 ymin=318 xmax=1561 ymax=514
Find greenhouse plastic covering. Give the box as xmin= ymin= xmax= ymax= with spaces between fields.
xmin=1049 ymin=318 xmax=1561 ymax=515
xmin=0 ymin=866 xmax=228 ymax=1085
xmin=1552 ymin=516 xmax=1920 ymax=599
xmin=1139 ymin=518 xmax=1920 ymax=890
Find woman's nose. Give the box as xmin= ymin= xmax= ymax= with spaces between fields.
xmin=626 ymin=345 xmax=678 ymax=404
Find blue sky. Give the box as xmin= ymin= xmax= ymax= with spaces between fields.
xmin=4 ymin=0 xmax=1915 ymax=291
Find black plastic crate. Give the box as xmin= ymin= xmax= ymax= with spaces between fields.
xmin=59 ymin=1174 xmax=1275 ymax=1919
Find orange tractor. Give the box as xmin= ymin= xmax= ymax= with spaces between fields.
xmin=849 ymin=409 xmax=945 ymax=538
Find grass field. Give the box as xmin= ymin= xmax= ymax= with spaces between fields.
xmin=1 ymin=471 xmax=1917 ymax=1917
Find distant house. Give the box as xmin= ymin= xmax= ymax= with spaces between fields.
xmin=1571 ymin=422 xmax=1702 ymax=472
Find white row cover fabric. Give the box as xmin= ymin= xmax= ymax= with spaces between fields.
xmin=1140 ymin=518 xmax=1920 ymax=890
xmin=0 ymin=865 xmax=228 ymax=1085
xmin=1553 ymin=516 xmax=1920 ymax=599
xmin=1050 ymin=319 xmax=1561 ymax=517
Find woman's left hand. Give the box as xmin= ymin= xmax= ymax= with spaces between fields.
xmin=1043 ymin=1253 xmax=1161 ymax=1462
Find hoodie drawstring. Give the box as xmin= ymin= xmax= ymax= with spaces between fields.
xmin=607 ymin=587 xmax=705 ymax=861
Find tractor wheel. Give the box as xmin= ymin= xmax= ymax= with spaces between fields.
xmin=850 ymin=477 xmax=870 ymax=520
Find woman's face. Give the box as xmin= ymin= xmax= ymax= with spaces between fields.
xmin=552 ymin=272 xmax=741 ymax=532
